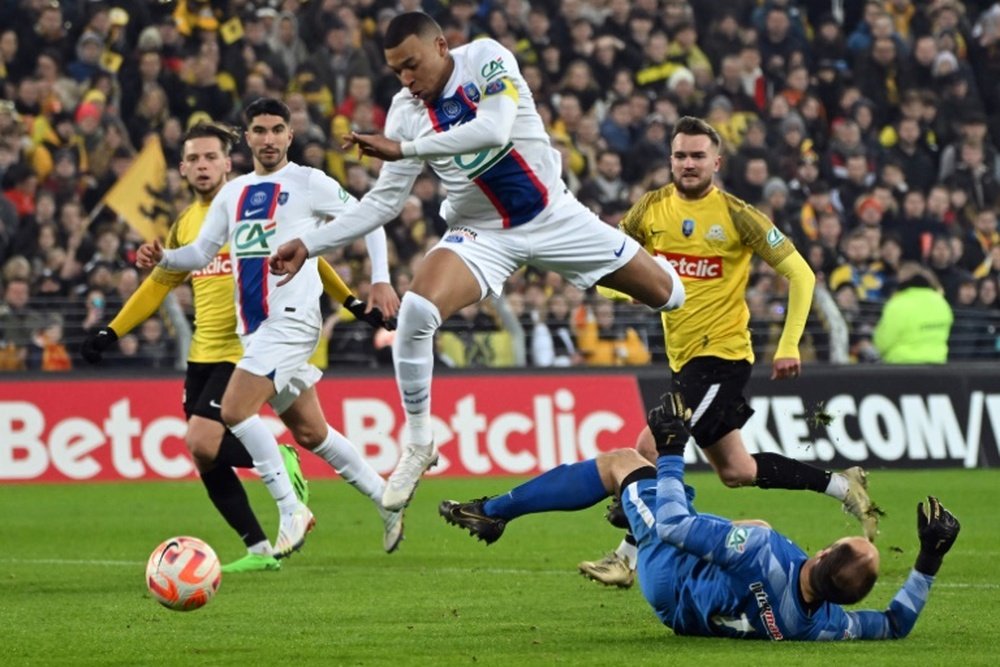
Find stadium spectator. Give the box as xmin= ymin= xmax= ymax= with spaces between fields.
xmin=873 ymin=262 xmax=954 ymax=363
xmin=576 ymin=299 xmax=651 ymax=366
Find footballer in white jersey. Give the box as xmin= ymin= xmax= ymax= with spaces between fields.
xmin=159 ymin=162 xmax=374 ymax=334
xmin=269 ymin=13 xmax=685 ymax=515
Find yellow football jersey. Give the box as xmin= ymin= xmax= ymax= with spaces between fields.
xmin=151 ymin=201 xmax=243 ymax=363
xmin=620 ymin=184 xmax=795 ymax=372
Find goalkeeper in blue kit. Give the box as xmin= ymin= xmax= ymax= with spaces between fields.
xmin=440 ymin=394 xmax=960 ymax=640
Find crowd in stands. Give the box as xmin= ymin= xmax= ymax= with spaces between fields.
xmin=1 ymin=0 xmax=999 ymax=373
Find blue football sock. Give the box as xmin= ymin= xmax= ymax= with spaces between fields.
xmin=483 ymin=460 xmax=608 ymax=521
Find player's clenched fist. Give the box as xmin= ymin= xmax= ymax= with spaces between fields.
xmin=136 ymin=239 xmax=164 ymax=269
xmin=269 ymin=239 xmax=309 ymax=286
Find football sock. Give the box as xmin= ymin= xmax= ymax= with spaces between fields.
xmin=824 ymin=472 xmax=850 ymax=501
xmin=214 ymin=431 xmax=254 ymax=468
xmin=393 ymin=292 xmax=441 ymax=448
xmin=615 ymin=534 xmax=638 ymax=569
xmin=247 ymin=540 xmax=271 ymax=556
xmin=229 ymin=415 xmax=298 ymax=512
xmin=200 ymin=464 xmax=268 ymax=548
xmin=312 ymin=425 xmax=385 ymax=503
xmin=483 ymin=460 xmax=607 ymax=521
xmin=751 ymin=452 xmax=831 ymax=492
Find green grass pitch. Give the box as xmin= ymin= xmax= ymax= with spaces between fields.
xmin=2 ymin=468 xmax=998 ymax=666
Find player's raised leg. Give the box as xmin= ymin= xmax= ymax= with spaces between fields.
xmin=383 ymin=249 xmax=482 ymax=510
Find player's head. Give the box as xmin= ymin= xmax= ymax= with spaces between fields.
xmin=808 ymin=536 xmax=879 ymax=605
xmin=383 ymin=12 xmax=451 ymax=102
xmin=243 ymin=97 xmax=293 ymax=173
xmin=180 ymin=122 xmax=238 ymax=197
xmin=670 ymin=116 xmax=722 ymax=200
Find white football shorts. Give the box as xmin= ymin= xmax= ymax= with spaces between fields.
xmin=430 ymin=192 xmax=642 ymax=298
xmin=238 ymin=318 xmax=322 ymax=415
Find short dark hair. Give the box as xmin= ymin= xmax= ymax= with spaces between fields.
xmin=243 ymin=97 xmax=291 ymax=125
xmin=183 ymin=122 xmax=240 ymax=155
xmin=809 ymin=542 xmax=877 ymax=605
xmin=384 ymin=12 xmax=442 ymax=49
xmin=671 ymin=116 xmax=722 ymax=149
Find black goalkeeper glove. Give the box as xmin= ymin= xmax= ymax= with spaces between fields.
xmin=914 ymin=495 xmax=960 ymax=576
xmin=344 ymin=296 xmax=396 ymax=331
xmin=80 ymin=326 xmax=118 ymax=364
xmin=648 ymin=392 xmax=692 ymax=457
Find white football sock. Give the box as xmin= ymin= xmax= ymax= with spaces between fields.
xmin=615 ymin=538 xmax=638 ymax=570
xmin=248 ymin=540 xmax=271 ymax=556
xmin=230 ymin=415 xmax=298 ymax=513
xmin=393 ymin=292 xmax=441 ymax=448
xmin=825 ymin=472 xmax=849 ymax=501
xmin=312 ymin=425 xmax=385 ymax=503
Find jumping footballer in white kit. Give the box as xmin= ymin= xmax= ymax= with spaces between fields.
xmin=138 ymin=98 xmax=402 ymax=558
xmin=270 ymin=13 xmax=686 ymax=513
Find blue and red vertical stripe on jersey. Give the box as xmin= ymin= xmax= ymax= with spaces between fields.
xmin=234 ymin=182 xmax=281 ymax=334
xmin=425 ymin=85 xmax=548 ymax=228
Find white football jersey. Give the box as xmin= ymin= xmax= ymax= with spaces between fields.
xmin=179 ymin=163 xmax=357 ymax=334
xmin=384 ymin=38 xmax=565 ymax=229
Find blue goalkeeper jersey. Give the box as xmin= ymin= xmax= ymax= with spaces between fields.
xmin=622 ymin=457 xmax=934 ymax=641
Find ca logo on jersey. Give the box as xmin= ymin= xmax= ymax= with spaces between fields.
xmin=234 ymin=220 xmax=276 ymax=258
xmin=726 ymin=526 xmax=749 ymax=553
xmin=481 ymin=56 xmax=507 ymax=80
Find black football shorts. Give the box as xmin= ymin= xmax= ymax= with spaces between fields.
xmin=671 ymin=356 xmax=754 ymax=449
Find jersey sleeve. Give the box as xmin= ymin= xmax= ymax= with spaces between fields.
xmin=401 ymin=40 xmax=520 ymax=160
xmin=728 ymin=196 xmax=795 ymax=267
xmin=160 ymin=191 xmax=228 ymax=271
xmin=619 ymin=191 xmax=657 ymax=249
xmin=653 ymin=455 xmax=771 ymax=569
xmin=821 ymin=570 xmax=934 ymax=640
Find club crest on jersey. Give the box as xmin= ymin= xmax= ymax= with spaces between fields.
xmin=705 ymin=224 xmax=727 ymax=242
xmin=250 ymin=191 xmax=268 ymax=207
xmin=462 ymin=82 xmax=481 ymax=103
xmin=233 ymin=220 xmax=276 ymax=257
xmin=682 ymin=218 xmax=695 ymax=237
xmin=481 ymin=56 xmax=506 ymax=80
xmin=441 ymin=99 xmax=462 ymax=119
xmin=278 ymin=192 xmax=289 ymax=205
xmin=484 ymin=79 xmax=506 ymax=95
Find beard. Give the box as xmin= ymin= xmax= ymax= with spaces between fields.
xmin=254 ymin=147 xmax=285 ymax=169
xmin=674 ymin=172 xmax=713 ymax=198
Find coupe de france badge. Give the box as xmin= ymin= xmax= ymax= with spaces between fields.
xmin=682 ymin=218 xmax=695 ymax=237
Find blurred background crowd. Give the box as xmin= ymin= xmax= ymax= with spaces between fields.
xmin=1 ymin=0 xmax=999 ymax=373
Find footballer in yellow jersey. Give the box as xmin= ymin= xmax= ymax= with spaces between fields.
xmin=82 ymin=122 xmax=396 ymax=572
xmin=579 ymin=118 xmax=879 ymax=589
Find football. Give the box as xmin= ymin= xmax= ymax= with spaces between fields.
xmin=145 ymin=536 xmax=222 ymax=611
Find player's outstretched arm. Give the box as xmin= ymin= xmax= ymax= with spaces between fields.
xmin=837 ymin=496 xmax=959 ymax=640
xmin=81 ymin=279 xmax=176 ymax=363
xmin=648 ymin=395 xmax=769 ymax=566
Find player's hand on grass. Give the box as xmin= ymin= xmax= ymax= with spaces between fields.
xmin=649 ymin=392 xmax=692 ymax=457
xmin=342 ymin=132 xmax=403 ymax=161
xmin=80 ymin=326 xmax=118 ymax=364
xmin=914 ymin=495 xmax=960 ymax=576
xmin=270 ymin=239 xmax=309 ymax=286
xmin=136 ymin=239 xmax=163 ymax=269
xmin=772 ymin=357 xmax=801 ymax=380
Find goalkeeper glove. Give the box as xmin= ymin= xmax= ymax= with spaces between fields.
xmin=648 ymin=392 xmax=692 ymax=457
xmin=344 ymin=296 xmax=396 ymax=331
xmin=80 ymin=326 xmax=118 ymax=364
xmin=914 ymin=495 xmax=960 ymax=576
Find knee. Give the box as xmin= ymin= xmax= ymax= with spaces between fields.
xmin=396 ymin=292 xmax=442 ymax=339
xmin=717 ymin=464 xmax=755 ymax=488
xmin=185 ymin=433 xmax=217 ymax=471
xmin=289 ymin=424 xmax=325 ymax=450
xmin=219 ymin=404 xmax=243 ymax=427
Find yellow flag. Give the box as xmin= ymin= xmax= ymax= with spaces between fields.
xmin=100 ymin=135 xmax=170 ymax=242
xmin=100 ymin=50 xmax=123 ymax=73
xmin=219 ymin=17 xmax=244 ymax=44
